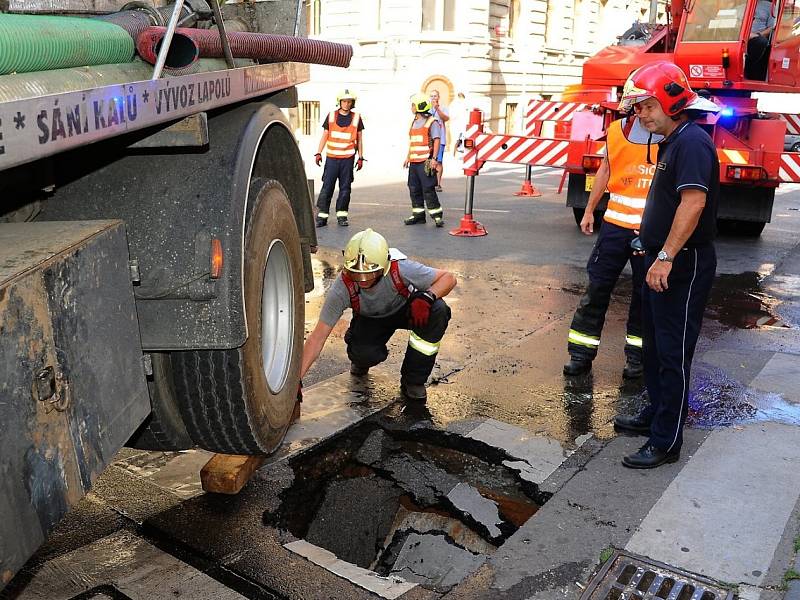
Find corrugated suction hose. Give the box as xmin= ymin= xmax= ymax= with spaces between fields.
xmin=0 ymin=13 xmax=135 ymax=75
xmin=137 ymin=26 xmax=352 ymax=70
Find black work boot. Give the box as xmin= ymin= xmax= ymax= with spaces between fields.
xmin=622 ymin=443 xmax=680 ymax=469
xmin=622 ymin=358 xmax=643 ymax=379
xmin=337 ymin=216 xmax=349 ymax=227
xmin=315 ymin=216 xmax=328 ymax=228
xmin=613 ymin=413 xmax=651 ymax=435
xmin=434 ymin=217 xmax=444 ymax=228
xmin=404 ymin=214 xmax=426 ymax=225
xmin=350 ymin=363 xmax=369 ymax=377
xmin=401 ymin=379 xmax=427 ymax=401
xmin=563 ymin=357 xmax=591 ymax=376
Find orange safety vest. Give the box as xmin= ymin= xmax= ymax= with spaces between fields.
xmin=408 ymin=116 xmax=436 ymax=163
xmin=325 ymin=110 xmax=360 ymax=159
xmin=604 ymin=117 xmax=655 ymax=230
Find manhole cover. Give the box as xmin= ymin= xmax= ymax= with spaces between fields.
xmin=579 ymin=550 xmax=735 ymax=600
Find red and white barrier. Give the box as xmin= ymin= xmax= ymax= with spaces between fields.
xmin=779 ymin=152 xmax=800 ymax=182
xmin=475 ymin=134 xmax=570 ymax=167
xmin=779 ymin=114 xmax=800 ymax=136
xmin=524 ymin=100 xmax=587 ymax=136
xmin=461 ymin=122 xmax=481 ymax=174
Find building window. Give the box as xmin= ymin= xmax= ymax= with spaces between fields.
xmin=305 ymin=0 xmax=321 ymax=36
xmin=545 ymin=0 xmax=568 ymax=48
xmin=572 ymin=0 xmax=586 ymax=48
xmin=504 ymin=103 xmax=518 ymax=134
xmin=509 ymin=0 xmax=520 ymax=38
xmin=422 ymin=0 xmax=456 ymax=32
xmin=299 ymin=101 xmax=319 ymax=136
xmin=776 ymin=0 xmax=800 ymax=43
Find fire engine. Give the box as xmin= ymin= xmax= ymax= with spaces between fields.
xmin=461 ymin=0 xmax=800 ymax=237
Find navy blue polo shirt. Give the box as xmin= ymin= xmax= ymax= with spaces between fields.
xmin=639 ymin=120 xmax=719 ymax=251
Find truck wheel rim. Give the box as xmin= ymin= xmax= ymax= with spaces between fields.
xmin=261 ymin=239 xmax=294 ymax=394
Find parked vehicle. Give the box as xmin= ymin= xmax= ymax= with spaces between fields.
xmin=0 ymin=0 xmax=350 ymax=586
xmin=465 ymin=0 xmax=800 ymax=237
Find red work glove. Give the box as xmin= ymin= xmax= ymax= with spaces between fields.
xmin=408 ymin=290 xmax=436 ymax=329
xmin=356 ymin=157 xmax=366 ymax=171
xmin=314 ymin=153 xmax=322 ymax=167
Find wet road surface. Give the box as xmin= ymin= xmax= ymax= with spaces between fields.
xmin=4 ymin=167 xmax=800 ymax=600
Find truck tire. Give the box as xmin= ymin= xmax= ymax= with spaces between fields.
xmin=567 ymin=173 xmax=606 ymax=227
xmin=128 ymin=353 xmax=194 ymax=451
xmin=716 ymin=219 xmax=767 ymax=237
xmin=171 ymin=180 xmax=304 ymax=455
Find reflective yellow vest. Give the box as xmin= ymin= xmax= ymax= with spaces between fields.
xmin=408 ymin=116 xmax=436 ymax=163
xmin=325 ymin=110 xmax=360 ymax=159
xmin=604 ymin=117 xmax=655 ymax=230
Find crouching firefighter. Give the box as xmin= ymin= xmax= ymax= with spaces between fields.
xmin=563 ymin=108 xmax=663 ymax=379
xmin=300 ymin=229 xmax=457 ymax=400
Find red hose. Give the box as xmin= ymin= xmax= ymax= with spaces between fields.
xmin=137 ymin=29 xmax=200 ymax=69
xmin=137 ymin=27 xmax=352 ymax=70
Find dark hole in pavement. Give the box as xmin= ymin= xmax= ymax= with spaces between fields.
xmin=265 ymin=421 xmax=543 ymax=592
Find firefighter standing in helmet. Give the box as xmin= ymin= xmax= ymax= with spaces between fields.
xmin=612 ymin=61 xmax=719 ymax=469
xmin=314 ymin=89 xmax=365 ymax=228
xmin=300 ymin=229 xmax=457 ymax=400
xmin=404 ymin=93 xmax=445 ymax=227
xmin=563 ymin=82 xmax=666 ymax=379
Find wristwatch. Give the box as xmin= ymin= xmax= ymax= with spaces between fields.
xmin=657 ymin=250 xmax=673 ymax=263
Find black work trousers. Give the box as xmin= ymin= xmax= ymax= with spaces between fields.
xmin=640 ymin=246 xmax=716 ymax=453
xmin=407 ymin=161 xmax=442 ymax=220
xmin=344 ymin=300 xmax=451 ymax=385
xmin=317 ymin=155 xmax=355 ymax=217
xmin=567 ymin=221 xmax=645 ymax=363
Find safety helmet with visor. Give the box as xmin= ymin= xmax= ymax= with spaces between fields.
xmin=343 ymin=228 xmax=390 ymax=285
xmin=619 ymin=61 xmax=719 ymax=116
xmin=337 ymin=88 xmax=357 ymax=107
xmin=410 ymin=92 xmax=432 ymax=114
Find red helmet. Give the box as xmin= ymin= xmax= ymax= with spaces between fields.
xmin=620 ymin=61 xmax=700 ymax=116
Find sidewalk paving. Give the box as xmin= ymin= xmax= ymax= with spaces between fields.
xmin=444 ymin=243 xmax=800 ymax=600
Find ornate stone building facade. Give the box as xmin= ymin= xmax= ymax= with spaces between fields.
xmin=294 ymin=0 xmax=665 ymax=173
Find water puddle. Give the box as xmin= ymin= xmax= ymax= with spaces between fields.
xmin=705 ymin=272 xmax=789 ymax=329
xmin=688 ymin=363 xmax=800 ymax=427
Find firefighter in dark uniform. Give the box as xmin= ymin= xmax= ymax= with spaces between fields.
xmin=314 ymin=89 xmax=365 ymax=228
xmin=563 ymin=113 xmax=664 ymax=379
xmin=404 ymin=93 xmax=445 ymax=227
xmin=300 ymin=229 xmax=457 ymax=400
xmin=613 ymin=61 xmax=720 ymax=469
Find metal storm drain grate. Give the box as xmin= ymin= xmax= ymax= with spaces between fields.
xmin=579 ymin=550 xmax=735 ymax=600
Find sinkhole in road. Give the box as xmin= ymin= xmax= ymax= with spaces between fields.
xmin=264 ymin=421 xmax=546 ymax=592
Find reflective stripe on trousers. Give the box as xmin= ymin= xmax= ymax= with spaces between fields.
xmin=408 ymin=332 xmax=440 ymax=356
xmin=568 ymin=329 xmax=600 ymax=348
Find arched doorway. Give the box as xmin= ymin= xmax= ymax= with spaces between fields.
xmin=421 ymin=75 xmax=455 ymax=150
xmin=421 ymin=74 xmax=455 ymax=106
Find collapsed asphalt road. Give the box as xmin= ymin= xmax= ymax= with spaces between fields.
xmin=4 ymin=168 xmax=800 ymax=600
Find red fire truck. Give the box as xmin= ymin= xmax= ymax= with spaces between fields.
xmin=462 ymin=0 xmax=800 ymax=237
